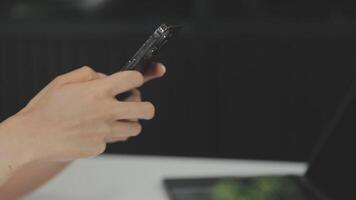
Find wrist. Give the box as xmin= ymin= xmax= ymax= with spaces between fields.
xmin=0 ymin=114 xmax=37 ymax=172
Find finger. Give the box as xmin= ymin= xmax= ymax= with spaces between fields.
xmin=144 ymin=63 xmax=166 ymax=82
xmin=108 ymin=121 xmax=142 ymax=138
xmin=110 ymin=101 xmax=155 ymax=120
xmin=121 ymin=90 xmax=141 ymax=122
xmin=98 ymin=71 xmax=144 ymax=96
xmin=105 ymin=136 xmax=129 ymax=144
xmin=124 ymin=89 xmax=141 ymax=102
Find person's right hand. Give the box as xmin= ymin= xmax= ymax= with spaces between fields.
xmin=8 ymin=66 xmax=155 ymax=163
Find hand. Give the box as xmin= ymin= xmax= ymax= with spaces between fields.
xmin=105 ymin=63 xmax=166 ymax=143
xmin=10 ymin=65 xmax=160 ymax=163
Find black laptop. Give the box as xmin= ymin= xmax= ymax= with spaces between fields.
xmin=164 ymin=83 xmax=356 ymax=200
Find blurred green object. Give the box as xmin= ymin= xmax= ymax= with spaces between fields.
xmin=211 ymin=176 xmax=310 ymax=200
xmin=211 ymin=179 xmax=240 ymax=200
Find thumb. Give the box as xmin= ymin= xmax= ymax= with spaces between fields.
xmin=143 ymin=63 xmax=166 ymax=83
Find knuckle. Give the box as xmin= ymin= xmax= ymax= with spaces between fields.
xmin=95 ymin=83 xmax=111 ymax=97
xmin=81 ymin=66 xmax=97 ymax=79
xmin=106 ymin=110 xmax=117 ymax=121
xmin=53 ymin=75 xmax=65 ymax=84
xmin=128 ymin=71 xmax=144 ymax=87
xmin=102 ymin=78 xmax=116 ymax=95
xmin=81 ymin=65 xmax=93 ymax=71
xmin=87 ymin=83 xmax=104 ymax=99
xmin=108 ymin=101 xmax=125 ymax=119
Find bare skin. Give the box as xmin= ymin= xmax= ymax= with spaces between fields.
xmin=0 ymin=63 xmax=165 ymax=199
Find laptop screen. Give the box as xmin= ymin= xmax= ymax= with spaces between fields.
xmin=306 ymin=83 xmax=356 ymax=200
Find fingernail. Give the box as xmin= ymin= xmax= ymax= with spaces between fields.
xmin=161 ymin=65 xmax=166 ymax=74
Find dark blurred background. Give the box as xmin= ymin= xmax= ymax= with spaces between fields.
xmin=1 ymin=0 xmax=356 ymax=161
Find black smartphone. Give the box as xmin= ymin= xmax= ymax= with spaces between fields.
xmin=119 ymin=24 xmax=181 ymax=73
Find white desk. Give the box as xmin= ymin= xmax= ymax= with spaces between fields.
xmin=25 ymin=155 xmax=306 ymax=200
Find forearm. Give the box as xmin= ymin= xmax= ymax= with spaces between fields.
xmin=0 ymin=116 xmax=31 ymax=187
xmin=0 ymin=146 xmax=17 ymax=186
xmin=0 ymin=161 xmax=71 ymax=200
xmin=0 ymin=163 xmax=16 ymax=187
xmin=1 ymin=114 xmax=72 ymax=199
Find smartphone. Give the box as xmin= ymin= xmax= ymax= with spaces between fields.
xmin=119 ymin=24 xmax=181 ymax=73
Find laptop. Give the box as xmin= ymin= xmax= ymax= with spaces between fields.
xmin=164 ymin=82 xmax=356 ymax=200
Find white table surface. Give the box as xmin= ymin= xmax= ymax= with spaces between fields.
xmin=25 ymin=155 xmax=306 ymax=200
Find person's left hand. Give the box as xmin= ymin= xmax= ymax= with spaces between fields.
xmin=105 ymin=62 xmax=166 ymax=143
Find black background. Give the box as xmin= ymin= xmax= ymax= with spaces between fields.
xmin=306 ymin=81 xmax=356 ymax=199
xmin=1 ymin=0 xmax=356 ymax=161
